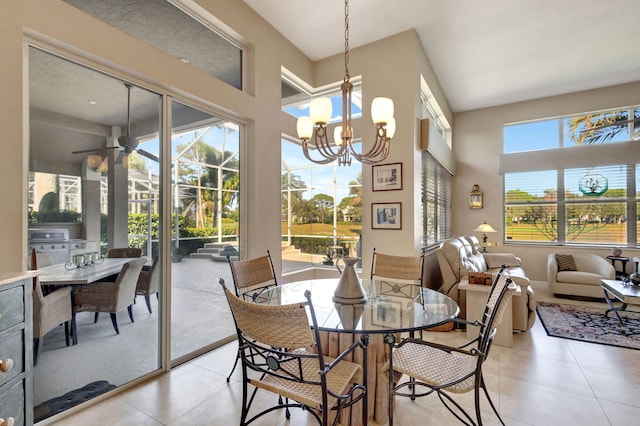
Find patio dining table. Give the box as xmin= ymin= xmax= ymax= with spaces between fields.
xmin=256 ymin=278 xmax=459 ymax=425
xmin=38 ymin=257 xmax=136 ymax=286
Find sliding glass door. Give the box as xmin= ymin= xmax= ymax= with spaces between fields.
xmin=169 ymin=100 xmax=239 ymax=362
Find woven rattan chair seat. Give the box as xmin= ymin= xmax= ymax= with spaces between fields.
xmin=253 ymin=350 xmax=362 ymax=410
xmin=392 ymin=343 xmax=476 ymax=393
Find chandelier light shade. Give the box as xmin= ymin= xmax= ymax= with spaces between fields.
xmin=296 ymin=0 xmax=395 ymax=166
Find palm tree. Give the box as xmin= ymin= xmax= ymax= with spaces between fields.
xmin=567 ymin=110 xmax=640 ymax=145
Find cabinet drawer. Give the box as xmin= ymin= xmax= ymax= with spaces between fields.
xmin=0 ymin=380 xmax=25 ymax=426
xmin=0 ymin=286 xmax=24 ymax=332
xmin=0 ymin=331 xmax=24 ymax=388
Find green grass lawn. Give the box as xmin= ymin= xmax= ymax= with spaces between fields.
xmin=506 ymin=222 xmax=632 ymax=243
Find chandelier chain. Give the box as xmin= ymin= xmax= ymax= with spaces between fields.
xmin=344 ymin=0 xmax=350 ymax=82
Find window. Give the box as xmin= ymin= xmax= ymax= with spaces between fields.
xmin=281 ymin=139 xmax=362 ymax=272
xmin=421 ymin=152 xmax=452 ymax=249
xmin=420 ymin=87 xmax=453 ymax=250
xmin=503 ymin=106 xmax=640 ymax=246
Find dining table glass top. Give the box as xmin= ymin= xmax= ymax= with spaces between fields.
xmin=255 ymin=278 xmax=459 ymax=334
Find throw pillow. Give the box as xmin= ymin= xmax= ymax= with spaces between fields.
xmin=556 ymin=254 xmax=577 ymax=271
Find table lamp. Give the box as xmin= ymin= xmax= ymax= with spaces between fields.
xmin=474 ymin=221 xmax=497 ymax=252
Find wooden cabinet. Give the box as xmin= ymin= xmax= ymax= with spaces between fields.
xmin=0 ymin=273 xmax=34 ymax=426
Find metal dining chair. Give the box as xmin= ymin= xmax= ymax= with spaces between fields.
xmin=224 ymin=250 xmax=279 ymax=382
xmin=219 ymin=278 xmax=368 ymax=426
xmin=386 ymin=272 xmax=516 ymax=426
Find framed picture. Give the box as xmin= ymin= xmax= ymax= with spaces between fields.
xmin=372 ymin=300 xmax=402 ymax=328
xmin=372 ymin=202 xmax=402 ymax=230
xmin=372 ymin=162 xmax=402 ymax=191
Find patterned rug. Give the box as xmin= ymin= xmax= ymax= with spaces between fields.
xmin=536 ymin=301 xmax=640 ymax=350
xmin=33 ymin=380 xmax=116 ymax=422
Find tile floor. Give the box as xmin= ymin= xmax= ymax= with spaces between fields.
xmin=50 ymin=284 xmax=640 ymax=426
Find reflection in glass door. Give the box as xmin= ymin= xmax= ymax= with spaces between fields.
xmin=170 ymin=100 xmax=239 ymax=362
xmin=28 ymin=47 xmax=162 ymax=418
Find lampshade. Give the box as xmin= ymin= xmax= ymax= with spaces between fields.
xmin=371 ymin=97 xmax=394 ymax=124
xmin=309 ymin=97 xmax=332 ymax=124
xmin=385 ymin=117 xmax=396 ymax=139
xmin=87 ymin=154 xmax=102 ymax=170
xmin=297 ymin=116 xmax=313 ymax=140
xmin=474 ymin=221 xmax=497 ymax=233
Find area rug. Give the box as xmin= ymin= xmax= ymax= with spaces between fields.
xmin=536 ymin=301 xmax=640 ymax=350
xmin=33 ymin=380 xmax=116 ymax=422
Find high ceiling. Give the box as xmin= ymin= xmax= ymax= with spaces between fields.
xmin=244 ymin=0 xmax=640 ymax=112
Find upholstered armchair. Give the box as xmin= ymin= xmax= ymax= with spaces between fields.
xmin=435 ymin=234 xmax=536 ymax=332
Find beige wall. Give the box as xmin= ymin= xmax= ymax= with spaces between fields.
xmin=453 ymin=82 xmax=640 ymax=281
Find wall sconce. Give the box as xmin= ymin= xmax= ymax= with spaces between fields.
xmin=469 ymin=184 xmax=483 ymax=209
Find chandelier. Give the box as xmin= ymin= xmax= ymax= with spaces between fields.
xmin=296 ymin=0 xmax=395 ymax=166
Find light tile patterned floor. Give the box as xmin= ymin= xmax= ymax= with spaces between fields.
xmin=50 ymin=285 xmax=640 ymax=426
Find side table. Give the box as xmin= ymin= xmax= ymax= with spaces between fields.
xmin=606 ymin=256 xmax=629 ymax=279
xmin=459 ymin=279 xmax=521 ymax=347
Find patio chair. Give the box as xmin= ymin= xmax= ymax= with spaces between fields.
xmin=386 ymin=272 xmax=516 ymax=426
xmin=73 ymin=258 xmax=146 ymax=337
xmin=31 ymin=249 xmax=73 ymax=365
xmin=225 ymin=250 xmax=278 ymax=382
xmin=135 ymin=256 xmax=159 ymax=313
xmin=219 ymin=278 xmax=368 ymax=426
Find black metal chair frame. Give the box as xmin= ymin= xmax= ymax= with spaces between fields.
xmin=225 ymin=250 xmax=279 ymax=382
xmin=219 ymin=278 xmax=369 ymax=426
xmin=386 ymin=270 xmax=513 ymax=426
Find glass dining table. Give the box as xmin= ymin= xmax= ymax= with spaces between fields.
xmin=255 ymin=278 xmax=459 ymax=425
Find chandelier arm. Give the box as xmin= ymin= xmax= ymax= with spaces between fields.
xmin=314 ymin=125 xmax=348 ymax=159
xmin=350 ymin=125 xmax=390 ymax=163
xmin=302 ymin=140 xmax=340 ymax=165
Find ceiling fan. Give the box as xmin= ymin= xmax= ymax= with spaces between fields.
xmin=73 ymin=83 xmax=159 ymax=163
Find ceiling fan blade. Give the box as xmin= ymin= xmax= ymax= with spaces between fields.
xmin=72 ymin=146 xmax=118 ymax=155
xmin=136 ymin=149 xmax=159 ymax=163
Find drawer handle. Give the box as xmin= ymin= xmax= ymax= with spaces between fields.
xmin=0 ymin=358 xmax=14 ymax=373
xmin=0 ymin=418 xmax=15 ymax=426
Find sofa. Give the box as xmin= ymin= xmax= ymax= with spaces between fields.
xmin=547 ymin=252 xmax=615 ymax=298
xmin=436 ymin=234 xmax=536 ymax=332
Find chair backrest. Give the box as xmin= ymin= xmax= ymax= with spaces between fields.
xmin=137 ymin=256 xmax=159 ymax=294
xmin=228 ymin=250 xmax=278 ymax=300
xmin=220 ymin=279 xmax=328 ymax=384
xmin=107 ymin=247 xmax=142 ymax=258
xmin=114 ymin=258 xmax=146 ymax=310
xmin=370 ymin=248 xmax=425 ymax=282
xmin=477 ymin=272 xmax=516 ymax=354
xmin=370 ymin=248 xmax=425 ymax=294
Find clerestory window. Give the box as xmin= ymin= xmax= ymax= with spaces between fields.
xmin=502 ymin=106 xmax=640 ymax=246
